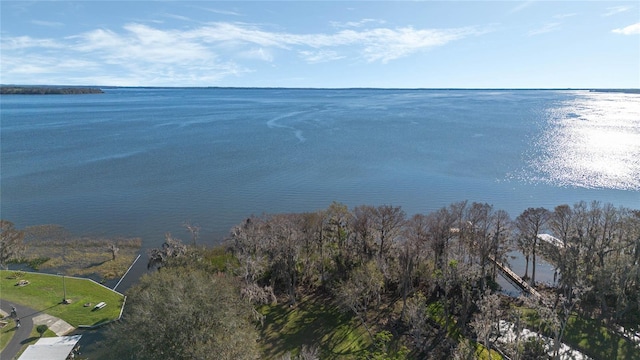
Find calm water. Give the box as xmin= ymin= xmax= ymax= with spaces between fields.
xmin=1 ymin=88 xmax=639 ymax=248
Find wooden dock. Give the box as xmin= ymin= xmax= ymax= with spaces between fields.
xmin=489 ymin=255 xmax=541 ymax=299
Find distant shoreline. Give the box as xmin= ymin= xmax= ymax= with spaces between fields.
xmin=0 ymin=86 xmax=104 ymax=95
xmin=588 ymin=88 xmax=640 ymax=94
xmin=1 ymin=85 xmax=639 ymax=93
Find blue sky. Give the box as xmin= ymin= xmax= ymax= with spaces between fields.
xmin=1 ymin=1 xmax=638 ymax=88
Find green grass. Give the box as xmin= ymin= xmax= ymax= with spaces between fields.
xmin=0 ymin=319 xmax=17 ymax=352
xmin=427 ymin=301 xmax=501 ymax=359
xmin=258 ymin=294 xmax=371 ymax=359
xmin=258 ymin=294 xmax=503 ymax=360
xmin=0 ymin=270 xmax=124 ymax=327
xmin=516 ymin=306 xmax=640 ymax=360
xmin=562 ymin=314 xmax=640 ymax=360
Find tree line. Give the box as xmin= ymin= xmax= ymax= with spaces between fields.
xmin=0 ymin=86 xmax=103 ymax=95
xmin=106 ymin=200 xmax=639 ymax=359
xmin=4 ymin=199 xmax=638 ymax=358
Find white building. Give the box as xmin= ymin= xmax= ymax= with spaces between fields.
xmin=18 ymin=335 xmax=82 ymax=360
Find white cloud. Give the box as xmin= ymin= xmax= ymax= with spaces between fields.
xmin=553 ymin=13 xmax=577 ymax=19
xmin=1 ymin=21 xmax=487 ymax=85
xmin=299 ymin=50 xmax=344 ymax=63
xmin=239 ymin=47 xmax=274 ymax=62
xmin=330 ymin=19 xmax=385 ymax=29
xmin=72 ymin=24 xmax=215 ymax=64
xmin=1 ymin=35 xmax=62 ymax=50
xmin=355 ymin=27 xmax=480 ymax=63
xmin=509 ymin=1 xmax=535 ymax=14
xmin=31 ymin=20 xmax=64 ymax=27
xmin=528 ymin=22 xmax=561 ymax=36
xmin=603 ymin=6 xmax=633 ymax=17
xmin=196 ymin=6 xmax=242 ymax=16
xmin=161 ymin=13 xmax=192 ymax=22
xmin=175 ymin=22 xmax=483 ymax=62
xmin=3 ymin=60 xmax=55 ymax=75
xmin=612 ymin=23 xmax=640 ymax=35
xmin=191 ymin=23 xmax=291 ymax=48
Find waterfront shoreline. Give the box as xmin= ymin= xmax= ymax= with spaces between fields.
xmin=0 ymin=86 xmax=103 ymax=95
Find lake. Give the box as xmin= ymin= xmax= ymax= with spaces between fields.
xmin=1 ymin=88 xmax=638 ymax=249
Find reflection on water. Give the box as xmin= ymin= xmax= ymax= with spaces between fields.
xmin=2 ymin=89 xmax=639 ymax=248
xmin=532 ymin=91 xmax=640 ymax=190
xmin=497 ymin=250 xmax=557 ymax=297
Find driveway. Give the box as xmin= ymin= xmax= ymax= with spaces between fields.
xmin=0 ymin=300 xmax=36 ymax=360
xmin=0 ymin=299 xmax=74 ymax=360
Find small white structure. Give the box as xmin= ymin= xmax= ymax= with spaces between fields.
xmin=94 ymin=301 xmax=106 ymax=310
xmin=18 ymin=335 xmax=82 ymax=360
xmin=537 ymin=233 xmax=565 ymax=248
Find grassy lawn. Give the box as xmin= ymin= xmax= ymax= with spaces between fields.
xmin=0 ymin=319 xmax=17 ymax=352
xmin=258 ymin=294 xmax=371 ymax=359
xmin=0 ymin=270 xmax=124 ymax=327
xmin=562 ymin=314 xmax=640 ymax=360
xmin=257 ymin=294 xmax=500 ymax=360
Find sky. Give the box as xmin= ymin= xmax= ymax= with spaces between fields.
xmin=1 ymin=1 xmax=639 ymax=88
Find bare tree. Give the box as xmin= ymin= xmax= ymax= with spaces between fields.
xmin=279 ymin=345 xmax=320 ymax=360
xmin=404 ymin=291 xmax=430 ymax=352
xmin=372 ymin=205 xmax=406 ymax=261
xmin=515 ymin=232 xmax=532 ymax=281
xmin=550 ymin=205 xmax=573 ymax=247
xmin=613 ymin=209 xmax=640 ymax=322
xmin=183 ymin=221 xmax=200 ymax=246
xmin=147 ymin=233 xmax=187 ymax=270
xmin=229 ymin=216 xmax=269 ymax=284
xmin=300 ymin=211 xmax=323 ymax=286
xmin=265 ymin=214 xmax=303 ymax=305
xmin=323 ymin=202 xmax=353 ymax=283
xmin=352 ymin=205 xmax=376 ymax=262
xmin=337 ymin=260 xmax=384 ymax=342
xmin=491 ymin=210 xmax=512 ymax=280
xmin=452 ymin=339 xmax=477 ymax=360
xmin=592 ymin=203 xmax=621 ymax=316
xmin=516 ymin=207 xmax=551 ymax=286
xmin=107 ymin=241 xmax=120 ymax=261
xmin=297 ymin=345 xmax=319 ymax=360
xmin=470 ymin=290 xmax=503 ymax=358
xmin=426 ymin=203 xmax=465 ymax=272
xmin=399 ymin=214 xmax=430 ymax=318
xmin=465 ymin=202 xmax=495 ymax=289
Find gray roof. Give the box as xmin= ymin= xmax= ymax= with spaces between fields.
xmin=18 ymin=335 xmax=82 ymax=360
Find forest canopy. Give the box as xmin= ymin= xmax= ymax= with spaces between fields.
xmin=41 ymin=200 xmax=640 ymax=359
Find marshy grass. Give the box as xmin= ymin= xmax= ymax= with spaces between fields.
xmin=16 ymin=224 xmax=142 ymax=280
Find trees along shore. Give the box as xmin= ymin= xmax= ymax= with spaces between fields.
xmin=4 ymin=200 xmax=639 ymax=359
xmin=0 ymin=86 xmax=103 ymax=95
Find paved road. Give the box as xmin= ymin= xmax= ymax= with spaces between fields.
xmin=0 ymin=300 xmax=36 ymax=360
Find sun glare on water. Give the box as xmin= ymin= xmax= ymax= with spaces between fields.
xmin=532 ymin=92 xmax=640 ymax=191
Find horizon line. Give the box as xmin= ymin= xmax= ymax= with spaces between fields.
xmin=2 ymin=84 xmax=639 ymax=92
